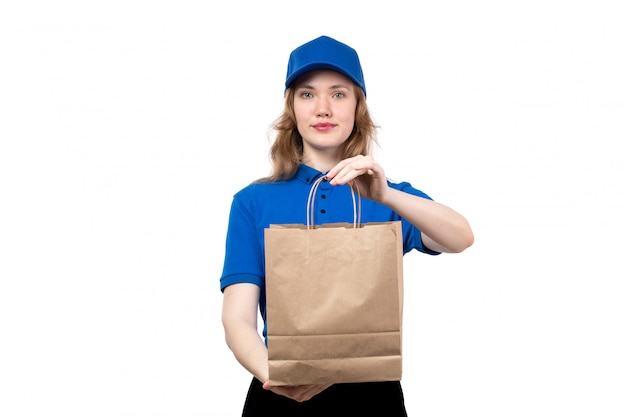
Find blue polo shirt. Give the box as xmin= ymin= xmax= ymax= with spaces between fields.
xmin=220 ymin=164 xmax=439 ymax=339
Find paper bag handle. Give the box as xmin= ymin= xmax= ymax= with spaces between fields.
xmin=306 ymin=176 xmax=361 ymax=229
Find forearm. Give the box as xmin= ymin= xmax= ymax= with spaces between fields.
xmin=381 ymin=187 xmax=474 ymax=253
xmin=222 ymin=284 xmax=270 ymax=383
xmin=224 ymin=318 xmax=269 ymax=382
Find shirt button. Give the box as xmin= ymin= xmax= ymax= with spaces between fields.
xmin=321 ymin=194 xmax=326 ymax=199
xmin=320 ymin=209 xmax=326 ymax=214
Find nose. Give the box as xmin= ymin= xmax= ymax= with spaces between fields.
xmin=315 ymin=97 xmax=331 ymax=118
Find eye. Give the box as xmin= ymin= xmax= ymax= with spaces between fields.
xmin=300 ymin=91 xmax=313 ymax=99
xmin=332 ymin=92 xmax=346 ymax=98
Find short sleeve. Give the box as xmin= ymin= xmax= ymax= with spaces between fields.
xmin=219 ymin=193 xmax=265 ymax=292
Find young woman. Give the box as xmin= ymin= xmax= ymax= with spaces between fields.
xmin=220 ymin=35 xmax=474 ymax=416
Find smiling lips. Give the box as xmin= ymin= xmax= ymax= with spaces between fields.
xmin=312 ymin=122 xmax=336 ymax=131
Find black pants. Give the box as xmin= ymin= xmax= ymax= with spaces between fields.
xmin=241 ymin=377 xmax=408 ymax=416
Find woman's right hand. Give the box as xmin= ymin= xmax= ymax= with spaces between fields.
xmin=262 ymin=381 xmax=333 ymax=402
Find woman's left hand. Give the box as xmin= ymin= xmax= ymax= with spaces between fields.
xmin=325 ymin=155 xmax=389 ymax=203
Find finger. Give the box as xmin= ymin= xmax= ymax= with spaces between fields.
xmin=327 ymin=155 xmax=367 ymax=179
xmin=330 ymin=167 xmax=371 ymax=185
xmin=298 ymin=383 xmax=333 ymax=402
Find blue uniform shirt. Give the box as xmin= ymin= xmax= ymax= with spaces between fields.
xmin=220 ymin=164 xmax=439 ymax=341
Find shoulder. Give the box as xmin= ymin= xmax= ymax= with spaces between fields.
xmin=233 ymin=179 xmax=295 ymax=200
xmin=231 ymin=177 xmax=311 ymax=212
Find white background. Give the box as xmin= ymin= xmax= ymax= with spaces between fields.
xmin=1 ymin=1 xmax=625 ymax=416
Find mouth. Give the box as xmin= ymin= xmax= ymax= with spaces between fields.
xmin=312 ymin=123 xmax=336 ymax=131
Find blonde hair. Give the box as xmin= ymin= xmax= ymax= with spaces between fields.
xmin=256 ymin=86 xmax=379 ymax=183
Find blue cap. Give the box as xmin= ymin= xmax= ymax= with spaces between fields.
xmin=285 ymin=36 xmax=366 ymax=96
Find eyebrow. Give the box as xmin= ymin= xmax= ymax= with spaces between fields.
xmin=295 ymin=83 xmax=352 ymax=91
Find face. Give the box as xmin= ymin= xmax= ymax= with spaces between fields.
xmin=292 ymin=69 xmax=357 ymax=156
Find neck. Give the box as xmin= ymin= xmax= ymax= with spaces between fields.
xmin=302 ymin=149 xmax=341 ymax=174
